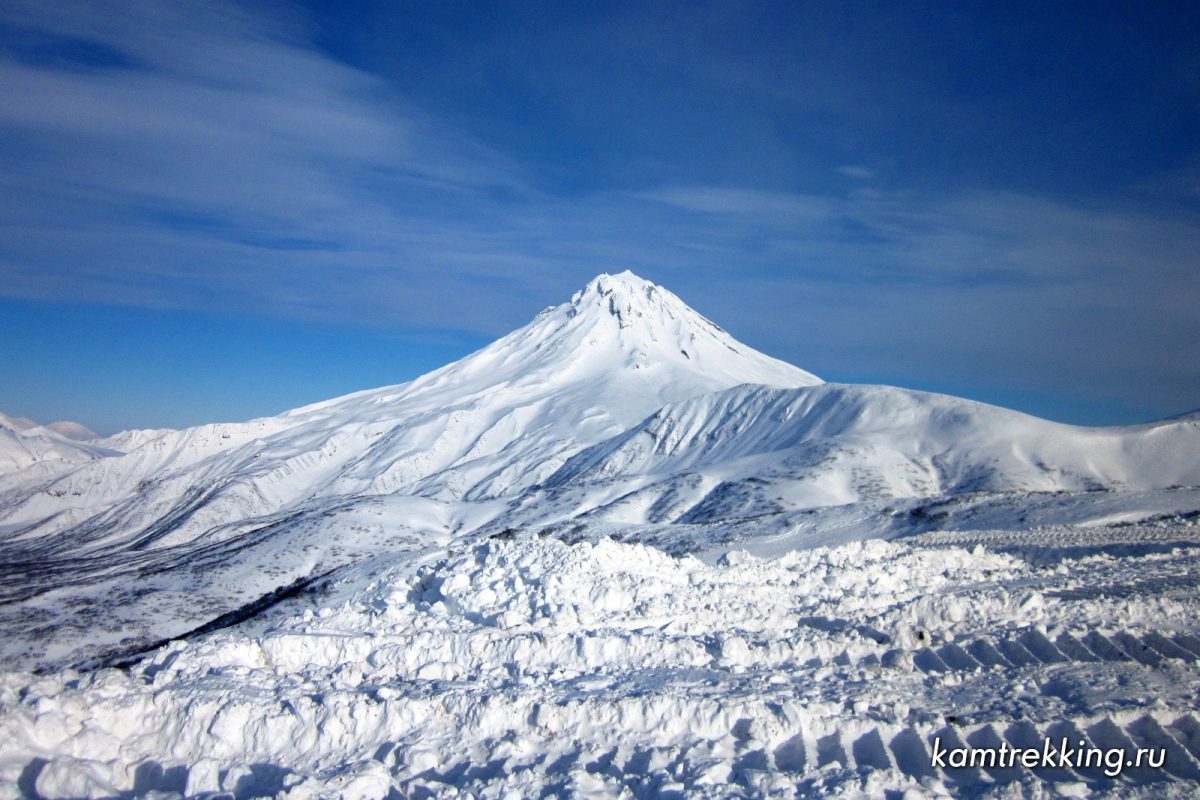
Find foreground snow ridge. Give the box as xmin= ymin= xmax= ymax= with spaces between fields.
xmin=4 ymin=529 xmax=1200 ymax=798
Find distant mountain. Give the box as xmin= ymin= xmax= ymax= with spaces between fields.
xmin=0 ymin=413 xmax=37 ymax=431
xmin=0 ymin=411 xmax=110 ymax=477
xmin=0 ymin=272 xmax=819 ymax=547
xmin=0 ymin=411 xmax=170 ymax=481
xmin=0 ymin=410 xmax=98 ymax=441
xmin=44 ymin=420 xmax=98 ymax=441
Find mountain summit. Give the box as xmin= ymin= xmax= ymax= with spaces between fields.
xmin=567 ymin=270 xmax=733 ymax=338
xmin=393 ymin=270 xmax=820 ymax=400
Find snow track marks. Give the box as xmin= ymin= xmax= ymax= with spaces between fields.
xmin=2 ymin=529 xmax=1199 ymax=798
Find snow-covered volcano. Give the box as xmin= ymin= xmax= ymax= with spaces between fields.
xmin=0 ymin=272 xmax=821 ymax=669
xmin=0 ymin=272 xmax=817 ymax=545
xmin=1 ymin=271 xmax=1198 ymax=672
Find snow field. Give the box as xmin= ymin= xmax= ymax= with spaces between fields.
xmin=3 ymin=530 xmax=1199 ymax=798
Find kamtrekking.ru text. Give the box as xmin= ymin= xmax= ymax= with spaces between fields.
xmin=930 ymin=736 xmax=1165 ymax=778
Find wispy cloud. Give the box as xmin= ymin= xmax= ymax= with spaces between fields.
xmin=635 ymin=183 xmax=1198 ymax=293
xmin=0 ymin=0 xmax=554 ymax=327
xmin=836 ymin=165 xmax=874 ymax=181
xmin=625 ymin=182 xmax=1200 ymax=418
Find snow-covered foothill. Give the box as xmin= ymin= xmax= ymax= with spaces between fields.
xmin=531 ymin=383 xmax=1200 ymax=526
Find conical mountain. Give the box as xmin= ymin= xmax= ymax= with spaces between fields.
xmin=0 ymin=272 xmax=819 ymax=546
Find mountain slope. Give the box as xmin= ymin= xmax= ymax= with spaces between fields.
xmin=496 ymin=382 xmax=1200 ymax=528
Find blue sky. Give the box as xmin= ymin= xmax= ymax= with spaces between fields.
xmin=1 ymin=0 xmax=1197 ymax=433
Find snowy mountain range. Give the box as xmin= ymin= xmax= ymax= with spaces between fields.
xmin=0 ymin=412 xmax=114 ymax=477
xmin=1 ymin=271 xmax=1198 ymax=671
xmin=0 ymin=412 xmax=97 ymax=442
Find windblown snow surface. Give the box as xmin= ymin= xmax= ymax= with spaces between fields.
xmin=2 ymin=273 xmax=1199 ymax=798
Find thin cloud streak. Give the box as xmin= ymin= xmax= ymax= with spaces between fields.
xmin=629 ymin=185 xmax=1199 ymax=419
xmin=0 ymin=0 xmax=547 ymax=327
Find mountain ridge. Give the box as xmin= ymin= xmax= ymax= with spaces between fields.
xmin=525 ymin=381 xmax=1200 ymax=529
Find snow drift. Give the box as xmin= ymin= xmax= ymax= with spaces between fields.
xmin=4 ymin=528 xmax=1200 ymax=798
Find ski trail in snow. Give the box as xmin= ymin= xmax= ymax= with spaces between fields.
xmin=3 ymin=527 xmax=1198 ymax=798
